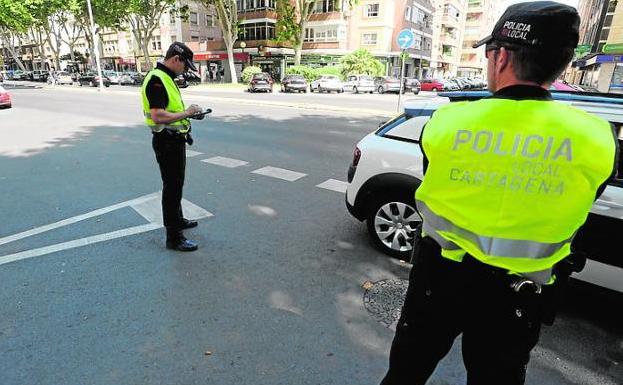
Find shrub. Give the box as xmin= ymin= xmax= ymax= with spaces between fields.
xmin=241 ymin=66 xmax=262 ymax=83
xmin=285 ymin=65 xmax=317 ymax=83
xmin=340 ymin=49 xmax=384 ymax=77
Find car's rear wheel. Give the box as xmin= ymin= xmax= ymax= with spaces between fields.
xmin=353 ymin=86 xmax=359 ymax=94
xmin=432 ymin=87 xmax=438 ymax=92
xmin=366 ymin=192 xmax=421 ymax=260
xmin=378 ymin=86 xmax=385 ymax=94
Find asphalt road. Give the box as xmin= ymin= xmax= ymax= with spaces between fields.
xmin=0 ymin=86 xmax=621 ymax=385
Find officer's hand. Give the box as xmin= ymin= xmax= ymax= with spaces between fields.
xmin=186 ymin=104 xmax=202 ymax=117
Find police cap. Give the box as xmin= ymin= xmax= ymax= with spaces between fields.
xmin=166 ymin=42 xmax=197 ymax=72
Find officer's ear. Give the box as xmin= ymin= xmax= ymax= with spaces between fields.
xmin=496 ymin=47 xmax=512 ymax=74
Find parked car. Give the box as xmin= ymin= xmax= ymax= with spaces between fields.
xmin=310 ymin=75 xmax=344 ymax=93
xmin=78 ymin=73 xmax=111 ymax=87
xmin=11 ymin=70 xmax=26 ymax=81
xmin=119 ymin=72 xmax=144 ymax=86
xmin=419 ymin=79 xmax=459 ymax=92
xmin=175 ymin=74 xmax=189 ymax=88
xmin=54 ymin=71 xmax=74 ymax=85
xmin=344 ymin=74 xmax=375 ymax=94
xmin=32 ymin=70 xmax=49 ymax=82
xmin=281 ymin=75 xmax=308 ymax=93
xmin=105 ymin=71 xmax=121 ymax=84
xmin=345 ymin=90 xmax=623 ymax=293
xmin=0 ymin=85 xmax=12 ymax=108
xmin=404 ymin=78 xmax=421 ymax=94
xmin=374 ymin=76 xmax=403 ymax=94
xmin=248 ymin=72 xmax=273 ymax=93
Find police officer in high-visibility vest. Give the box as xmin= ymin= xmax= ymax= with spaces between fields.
xmin=380 ymin=2 xmax=619 ymax=385
xmin=141 ymin=42 xmax=203 ymax=251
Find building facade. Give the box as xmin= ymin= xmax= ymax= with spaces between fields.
xmin=390 ymin=0 xmax=434 ymax=78
xmin=457 ymin=0 xmax=503 ymax=78
xmin=430 ymin=0 xmax=467 ymax=78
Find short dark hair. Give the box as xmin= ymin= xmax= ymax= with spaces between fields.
xmin=507 ymin=44 xmax=574 ymax=84
xmin=164 ymin=50 xmax=179 ymax=61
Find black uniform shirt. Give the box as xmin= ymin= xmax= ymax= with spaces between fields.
xmin=145 ymin=63 xmax=177 ymax=109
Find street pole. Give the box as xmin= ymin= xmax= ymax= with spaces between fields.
xmin=397 ymin=50 xmax=406 ymax=112
xmin=86 ymin=0 xmax=104 ymax=90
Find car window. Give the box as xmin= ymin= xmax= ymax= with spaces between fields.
xmin=380 ymin=115 xmax=429 ymax=142
xmin=360 ymin=75 xmax=373 ymax=81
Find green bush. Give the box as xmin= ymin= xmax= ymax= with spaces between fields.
xmin=340 ymin=48 xmax=384 ymax=77
xmin=314 ymin=65 xmax=344 ymax=80
xmin=285 ymin=65 xmax=317 ymax=83
xmin=241 ymin=66 xmax=262 ymax=83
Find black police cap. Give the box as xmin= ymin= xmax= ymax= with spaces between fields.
xmin=473 ymin=1 xmax=580 ymax=49
xmin=167 ymin=42 xmax=197 ymax=72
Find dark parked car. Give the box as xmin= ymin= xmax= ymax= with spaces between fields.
xmin=281 ymin=75 xmax=308 ymax=93
xmin=78 ymin=73 xmax=111 ymax=87
xmin=248 ymin=72 xmax=273 ymax=93
xmin=175 ymin=72 xmax=201 ymax=88
xmin=119 ymin=72 xmax=144 ymax=86
xmin=404 ymin=78 xmax=421 ymax=94
xmin=32 ymin=70 xmax=49 ymax=82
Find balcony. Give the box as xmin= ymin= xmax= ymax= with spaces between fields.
xmin=442 ymin=14 xmax=461 ymax=28
xmin=441 ymin=33 xmax=459 ymax=46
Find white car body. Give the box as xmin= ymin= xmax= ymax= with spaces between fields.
xmin=310 ymin=75 xmax=343 ymax=93
xmin=55 ymin=71 xmax=74 ymax=85
xmin=344 ymin=74 xmax=375 ymax=93
xmin=105 ymin=71 xmax=121 ymax=84
xmin=346 ymin=92 xmax=623 ymax=293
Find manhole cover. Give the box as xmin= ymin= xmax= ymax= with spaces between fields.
xmin=363 ymin=279 xmax=409 ymax=327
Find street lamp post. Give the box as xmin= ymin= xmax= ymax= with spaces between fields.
xmin=86 ymin=0 xmax=104 ymax=90
xmin=240 ymin=41 xmax=246 ymax=70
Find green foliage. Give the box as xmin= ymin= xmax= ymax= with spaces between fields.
xmin=241 ymin=66 xmax=262 ymax=83
xmin=285 ymin=65 xmax=345 ymax=82
xmin=285 ymin=65 xmax=316 ymax=83
xmin=0 ymin=0 xmax=34 ymax=32
xmin=274 ymin=0 xmax=300 ymax=45
xmin=340 ymin=48 xmax=384 ymax=77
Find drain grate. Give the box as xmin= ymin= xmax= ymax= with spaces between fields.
xmin=363 ymin=279 xmax=409 ymax=327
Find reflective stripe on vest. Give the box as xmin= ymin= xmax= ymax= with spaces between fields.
xmin=415 ymin=98 xmax=617 ymax=282
xmin=140 ymin=69 xmax=189 ymax=133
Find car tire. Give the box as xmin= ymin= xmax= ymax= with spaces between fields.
xmin=378 ymin=86 xmax=385 ymax=94
xmin=354 ymin=86 xmax=359 ymax=94
xmin=432 ymin=87 xmax=438 ymax=92
xmin=413 ymin=90 xmax=420 ymax=95
xmin=365 ymin=191 xmax=422 ymax=260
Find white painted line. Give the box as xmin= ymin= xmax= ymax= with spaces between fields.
xmin=316 ymin=179 xmax=348 ymax=193
xmin=186 ymin=150 xmax=203 ymax=158
xmin=131 ymin=192 xmax=213 ymax=226
xmin=0 ymin=193 xmax=159 ymax=247
xmin=201 ymin=156 xmax=249 ymax=168
xmin=251 ymin=166 xmax=307 ymax=182
xmin=0 ymin=223 xmax=161 ymax=267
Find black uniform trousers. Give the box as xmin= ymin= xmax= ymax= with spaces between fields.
xmin=152 ymin=131 xmax=186 ymax=241
xmin=380 ymin=237 xmax=555 ymax=385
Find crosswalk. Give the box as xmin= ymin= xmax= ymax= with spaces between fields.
xmin=187 ymin=150 xmax=347 ymax=194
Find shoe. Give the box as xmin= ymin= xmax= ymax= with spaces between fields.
xmin=166 ymin=238 xmax=199 ymax=251
xmin=181 ymin=218 xmax=198 ymax=229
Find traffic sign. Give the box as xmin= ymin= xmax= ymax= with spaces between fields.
xmin=397 ymin=29 xmax=416 ymax=50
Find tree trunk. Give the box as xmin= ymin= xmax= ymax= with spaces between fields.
xmin=294 ymin=41 xmax=303 ymax=66
xmin=141 ymin=41 xmax=152 ymax=71
xmin=224 ymin=36 xmax=238 ymax=84
xmin=0 ymin=32 xmax=27 ymax=71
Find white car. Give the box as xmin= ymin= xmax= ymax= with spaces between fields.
xmin=310 ymin=75 xmax=344 ymax=93
xmin=105 ymin=71 xmax=121 ymax=84
xmin=54 ymin=71 xmax=74 ymax=85
xmin=344 ymin=74 xmax=375 ymax=94
xmin=345 ymin=91 xmax=623 ymax=293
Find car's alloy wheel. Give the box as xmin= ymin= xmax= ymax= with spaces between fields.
xmin=367 ymin=197 xmax=421 ymax=259
xmin=378 ymin=86 xmax=384 ymax=94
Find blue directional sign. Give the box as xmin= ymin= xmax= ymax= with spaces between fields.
xmin=397 ymin=29 xmax=416 ymax=50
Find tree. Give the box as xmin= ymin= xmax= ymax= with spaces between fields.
xmin=0 ymin=0 xmax=35 ymax=70
xmin=124 ymin=0 xmax=183 ymax=71
xmin=200 ymin=0 xmax=239 ymax=84
xmin=275 ymin=0 xmax=357 ymax=66
xmin=340 ymin=48 xmax=383 ymax=77
xmin=28 ymin=0 xmax=69 ymax=70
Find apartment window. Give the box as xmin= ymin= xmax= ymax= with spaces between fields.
xmin=412 ymin=8 xmax=425 ymax=23
xmin=444 ymin=4 xmax=460 ymax=18
xmin=304 ymin=28 xmax=315 ymax=42
xmin=362 ymin=33 xmax=378 ymax=45
xmin=238 ymin=22 xmax=276 ymax=41
xmin=151 ymin=35 xmax=162 ymax=51
xmin=206 ymin=14 xmax=215 ymax=27
xmin=171 ymin=35 xmax=177 ymax=43
xmin=191 ymin=35 xmax=199 ymax=42
xmin=608 ymin=0 xmax=617 ymax=13
xmin=413 ymin=34 xmax=422 ymax=50
xmin=365 ymin=3 xmax=379 ymax=17
xmin=314 ymin=0 xmax=335 ymax=13
xmin=605 ymin=14 xmax=614 ymax=27
xmin=190 ymin=12 xmax=198 ymax=25
xmin=170 ymin=14 xmax=176 ymax=24
xmin=600 ymin=28 xmax=610 ymax=41
xmin=405 ymin=6 xmax=412 ymax=21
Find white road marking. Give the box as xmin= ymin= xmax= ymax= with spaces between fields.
xmin=201 ymin=156 xmax=249 ymax=168
xmin=0 ymin=193 xmax=158 ymax=247
xmin=0 ymin=192 xmax=214 ymax=266
xmin=131 ymin=192 xmax=213 ymax=226
xmin=251 ymin=166 xmax=307 ymax=182
xmin=316 ymin=179 xmax=348 ymax=193
xmin=186 ymin=150 xmax=203 ymax=157
xmin=0 ymin=223 xmax=161 ymax=266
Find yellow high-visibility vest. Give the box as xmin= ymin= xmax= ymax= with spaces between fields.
xmin=416 ymin=98 xmax=617 ymax=283
xmin=140 ymin=68 xmax=189 ymax=134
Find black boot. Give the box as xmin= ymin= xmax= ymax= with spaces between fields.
xmin=181 ymin=218 xmax=198 ymax=229
xmin=166 ymin=229 xmax=198 ymax=251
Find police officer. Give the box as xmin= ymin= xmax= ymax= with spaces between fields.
xmin=380 ymin=2 xmax=619 ymax=385
xmin=141 ymin=42 xmax=203 ymax=251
